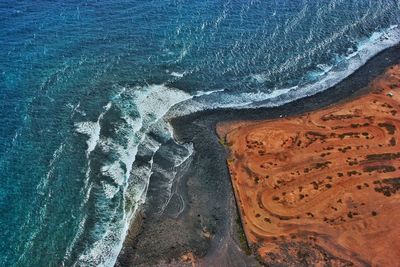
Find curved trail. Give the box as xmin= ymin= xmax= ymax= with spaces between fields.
xmin=117 ymin=45 xmax=400 ymax=266
xmin=218 ymin=65 xmax=400 ymax=266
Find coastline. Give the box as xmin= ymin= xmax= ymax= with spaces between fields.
xmin=3 ymin=2 xmax=400 ymax=265
xmin=117 ymin=44 xmax=400 ymax=266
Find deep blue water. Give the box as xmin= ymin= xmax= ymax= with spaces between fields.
xmin=0 ymin=0 xmax=399 ymax=266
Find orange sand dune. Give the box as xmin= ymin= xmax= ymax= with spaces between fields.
xmin=218 ymin=65 xmax=400 ymax=266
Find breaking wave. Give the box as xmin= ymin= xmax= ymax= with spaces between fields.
xmin=70 ymin=85 xmax=192 ymax=266
xmin=188 ymin=25 xmax=400 ymax=111
xmin=68 ymin=24 xmax=400 ymax=266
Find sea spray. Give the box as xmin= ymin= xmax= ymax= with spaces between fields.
xmin=69 ymin=24 xmax=400 ymax=266
xmin=2 ymin=1 xmax=400 ymax=266
xmin=72 ymin=84 xmax=193 ymax=266
xmin=168 ymin=24 xmax=400 ymax=117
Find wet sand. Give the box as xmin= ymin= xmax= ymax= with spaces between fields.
xmin=117 ymin=45 xmax=400 ymax=266
xmin=217 ymin=65 xmax=400 ymax=266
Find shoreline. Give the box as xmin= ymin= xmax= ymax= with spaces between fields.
xmin=117 ymin=44 xmax=400 ymax=266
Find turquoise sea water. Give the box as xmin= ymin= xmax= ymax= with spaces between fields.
xmin=0 ymin=0 xmax=399 ymax=266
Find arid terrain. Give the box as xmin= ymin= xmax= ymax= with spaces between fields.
xmin=217 ymin=65 xmax=400 ymax=266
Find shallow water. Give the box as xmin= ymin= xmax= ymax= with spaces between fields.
xmin=0 ymin=0 xmax=399 ymax=266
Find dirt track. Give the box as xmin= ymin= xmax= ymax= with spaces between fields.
xmin=218 ymin=65 xmax=400 ymax=266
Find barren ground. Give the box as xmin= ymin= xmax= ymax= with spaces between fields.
xmin=218 ymin=65 xmax=400 ymax=266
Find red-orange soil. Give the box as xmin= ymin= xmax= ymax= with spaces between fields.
xmin=217 ymin=65 xmax=400 ymax=266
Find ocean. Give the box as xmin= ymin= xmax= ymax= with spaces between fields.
xmin=0 ymin=0 xmax=399 ymax=266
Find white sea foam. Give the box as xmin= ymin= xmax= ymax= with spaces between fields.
xmin=101 ymin=162 xmax=125 ymax=186
xmin=63 ymin=215 xmax=87 ymax=261
xmin=251 ymin=73 xmax=268 ymax=83
xmin=74 ymin=121 xmax=99 ymax=155
xmin=165 ymin=26 xmax=400 ymax=121
xmin=73 ymin=24 xmax=400 ymax=267
xmin=101 ymin=181 xmax=119 ymax=199
xmin=316 ymin=64 xmax=334 ymax=74
xmin=257 ymin=24 xmax=400 ymax=108
xmin=74 ymin=103 xmax=112 ymax=157
xmin=67 ymin=102 xmax=87 ymax=117
xmin=176 ymin=45 xmax=190 ymax=63
xmin=193 ymin=88 xmax=225 ymax=97
xmin=186 ymin=25 xmax=400 ymax=112
xmin=74 ymin=103 xmax=113 ymax=194
xmin=36 ymin=143 xmax=65 ymax=193
xmin=170 ymin=71 xmax=185 ymax=78
xmin=73 ymin=84 xmax=193 ymax=266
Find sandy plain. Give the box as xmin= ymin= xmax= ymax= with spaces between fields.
xmin=218 ymin=65 xmax=400 ymax=266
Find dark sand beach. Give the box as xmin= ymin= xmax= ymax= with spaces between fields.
xmin=117 ymin=44 xmax=400 ymax=266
